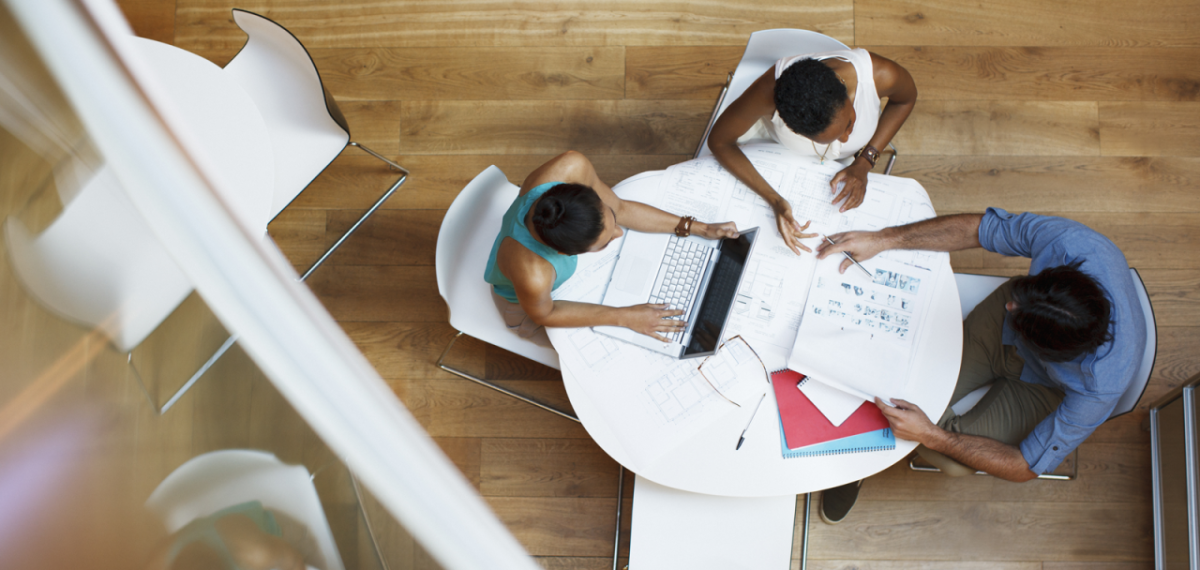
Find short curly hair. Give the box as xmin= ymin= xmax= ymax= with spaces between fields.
xmin=1010 ymin=262 xmax=1114 ymax=362
xmin=774 ymin=58 xmax=849 ymax=139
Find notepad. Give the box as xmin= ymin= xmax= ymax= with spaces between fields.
xmin=778 ymin=422 xmax=895 ymax=458
xmin=770 ymin=369 xmax=890 ymax=449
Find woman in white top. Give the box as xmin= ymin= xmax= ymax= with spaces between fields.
xmin=707 ymin=49 xmax=917 ymax=255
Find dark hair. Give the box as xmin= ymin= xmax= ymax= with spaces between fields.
xmin=531 ymin=183 xmax=605 ymax=255
xmin=774 ymin=58 xmax=849 ymax=139
xmin=1009 ymin=262 xmax=1114 ymax=362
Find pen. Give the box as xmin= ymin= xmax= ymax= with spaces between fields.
xmin=822 ymin=235 xmax=873 ymax=278
xmin=735 ymin=393 xmax=766 ymax=450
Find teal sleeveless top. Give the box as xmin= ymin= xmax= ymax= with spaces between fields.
xmin=165 ymin=501 xmax=282 ymax=570
xmin=484 ymin=181 xmax=577 ymax=303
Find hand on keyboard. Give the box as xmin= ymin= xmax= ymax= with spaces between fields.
xmin=619 ymin=303 xmax=686 ymax=343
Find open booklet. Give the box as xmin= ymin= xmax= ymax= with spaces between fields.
xmin=787 ymin=252 xmax=938 ymax=413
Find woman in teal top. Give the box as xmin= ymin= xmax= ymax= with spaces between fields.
xmin=485 ymin=151 xmax=739 ymax=343
xmin=146 ymin=501 xmax=308 ymax=570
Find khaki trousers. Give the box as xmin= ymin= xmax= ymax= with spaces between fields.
xmin=491 ymin=291 xmax=553 ymax=348
xmin=916 ymin=279 xmax=1064 ymax=476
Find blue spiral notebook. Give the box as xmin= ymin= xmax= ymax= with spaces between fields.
xmin=778 ymin=415 xmax=895 ymax=458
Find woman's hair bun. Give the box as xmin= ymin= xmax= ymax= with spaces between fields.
xmin=532 ymin=195 xmax=566 ymax=230
xmin=530 ymin=183 xmax=605 ymax=255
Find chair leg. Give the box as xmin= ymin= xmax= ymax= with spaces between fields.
xmin=907 ymin=450 xmax=1078 ymax=481
xmin=298 ymin=142 xmax=410 ymax=281
xmin=797 ymin=493 xmax=811 ymax=570
xmin=883 ymin=141 xmax=899 ymax=175
xmin=127 ymin=334 xmax=239 ymax=415
xmin=613 ymin=465 xmax=625 ymax=570
xmin=436 ymin=331 xmax=579 ymax=423
xmin=350 ymin=472 xmax=390 ymax=570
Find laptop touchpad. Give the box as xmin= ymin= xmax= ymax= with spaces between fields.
xmin=614 ymin=256 xmax=655 ymax=294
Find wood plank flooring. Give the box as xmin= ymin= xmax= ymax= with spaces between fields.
xmin=116 ymin=0 xmax=1200 ymax=568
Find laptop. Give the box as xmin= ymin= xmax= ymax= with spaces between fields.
xmin=594 ymin=227 xmax=759 ymax=359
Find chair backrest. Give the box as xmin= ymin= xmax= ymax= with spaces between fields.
xmin=1113 ymin=267 xmax=1155 ymax=418
xmin=145 ymin=450 xmax=344 ymax=570
xmin=435 ymin=166 xmax=560 ymax=370
xmin=223 ymin=9 xmax=349 ymax=221
xmin=952 ymin=270 xmax=1157 ymax=420
xmin=954 ymin=273 xmax=1012 ymax=320
xmin=696 ymin=29 xmax=850 ymax=159
xmin=3 ymin=167 xmax=193 ymax=352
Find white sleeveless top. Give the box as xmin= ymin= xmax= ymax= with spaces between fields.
xmin=760 ymin=49 xmax=882 ymax=162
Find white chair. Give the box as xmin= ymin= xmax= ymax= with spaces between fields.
xmin=694 ymin=29 xmax=898 ymax=173
xmin=159 ymin=9 xmax=417 ymax=414
xmin=223 ymin=8 xmax=409 ymax=280
xmin=629 ymin=476 xmax=796 ymax=570
xmin=911 ymin=270 xmax=1157 ymax=480
xmin=145 ymin=450 xmax=345 ymax=570
xmin=3 ymin=167 xmax=197 ymax=408
xmin=434 ymin=165 xmax=572 ymax=419
xmin=434 ymin=166 xmax=627 ymax=569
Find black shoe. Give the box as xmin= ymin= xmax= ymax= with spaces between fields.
xmin=819 ymin=479 xmax=863 ymax=525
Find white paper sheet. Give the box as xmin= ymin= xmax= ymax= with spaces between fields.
xmin=798 ymin=376 xmax=864 ymax=427
xmin=783 ymin=169 xmax=947 ymax=406
xmin=788 ymin=254 xmax=935 ymax=402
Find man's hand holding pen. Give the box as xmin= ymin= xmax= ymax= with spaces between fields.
xmin=816 ymin=230 xmax=891 ymax=275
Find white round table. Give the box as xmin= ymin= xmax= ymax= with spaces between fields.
xmin=552 ymin=160 xmax=963 ymax=497
xmin=126 ymin=37 xmax=275 ymax=232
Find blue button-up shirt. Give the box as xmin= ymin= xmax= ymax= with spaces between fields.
xmin=978 ymin=208 xmax=1146 ymax=474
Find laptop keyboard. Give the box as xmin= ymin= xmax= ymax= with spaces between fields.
xmin=648 ymin=236 xmax=711 ymax=342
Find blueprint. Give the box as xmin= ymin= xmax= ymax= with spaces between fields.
xmin=549 ymin=144 xmax=943 ymax=462
xmin=651 ymin=144 xmax=942 ymax=365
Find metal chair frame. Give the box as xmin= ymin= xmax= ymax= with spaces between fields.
xmin=437 ymin=330 xmax=626 ymax=570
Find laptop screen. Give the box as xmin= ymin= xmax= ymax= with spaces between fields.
xmin=683 ymin=228 xmax=758 ymax=357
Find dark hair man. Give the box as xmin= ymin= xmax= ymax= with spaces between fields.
xmin=813 ymin=208 xmax=1147 ymax=524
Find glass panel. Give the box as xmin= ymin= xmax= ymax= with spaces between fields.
xmin=0 ymin=5 xmax=442 ymax=569
xmin=1157 ymin=395 xmax=1191 ymax=570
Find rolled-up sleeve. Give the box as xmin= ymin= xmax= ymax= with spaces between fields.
xmin=977 ymin=207 xmax=1088 ymax=263
xmin=1020 ymin=389 xmax=1120 ymax=473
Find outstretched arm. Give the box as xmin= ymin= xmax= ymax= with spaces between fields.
xmin=526 ymin=151 xmax=737 ymax=240
xmin=498 ymin=242 xmax=688 ymax=342
xmin=829 ymin=52 xmax=918 ymax=211
xmin=707 ymin=71 xmax=815 ymax=255
xmin=816 ymin=213 xmax=982 ymax=273
xmin=877 ymin=398 xmax=1039 ymax=482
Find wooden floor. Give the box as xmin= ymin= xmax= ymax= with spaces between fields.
xmin=115 ymin=1 xmax=1200 ymax=568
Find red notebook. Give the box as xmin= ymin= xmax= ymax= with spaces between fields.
xmin=770 ymin=369 xmax=890 ymax=449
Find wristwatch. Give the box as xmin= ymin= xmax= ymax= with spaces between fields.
xmin=858 ymin=145 xmax=880 ymax=168
xmin=675 ymin=215 xmax=696 ymax=237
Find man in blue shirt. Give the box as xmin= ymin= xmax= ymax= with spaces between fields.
xmin=813 ymin=208 xmax=1146 ymax=524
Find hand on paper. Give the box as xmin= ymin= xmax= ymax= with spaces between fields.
xmin=768 ymin=198 xmax=817 ymax=255
xmin=830 ymin=158 xmax=871 ymax=212
xmin=874 ymin=397 xmax=938 ymax=443
xmin=621 ymin=303 xmax=686 ymax=343
xmin=694 ymin=220 xmax=739 ymax=240
xmin=816 ymin=229 xmax=888 ymax=273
